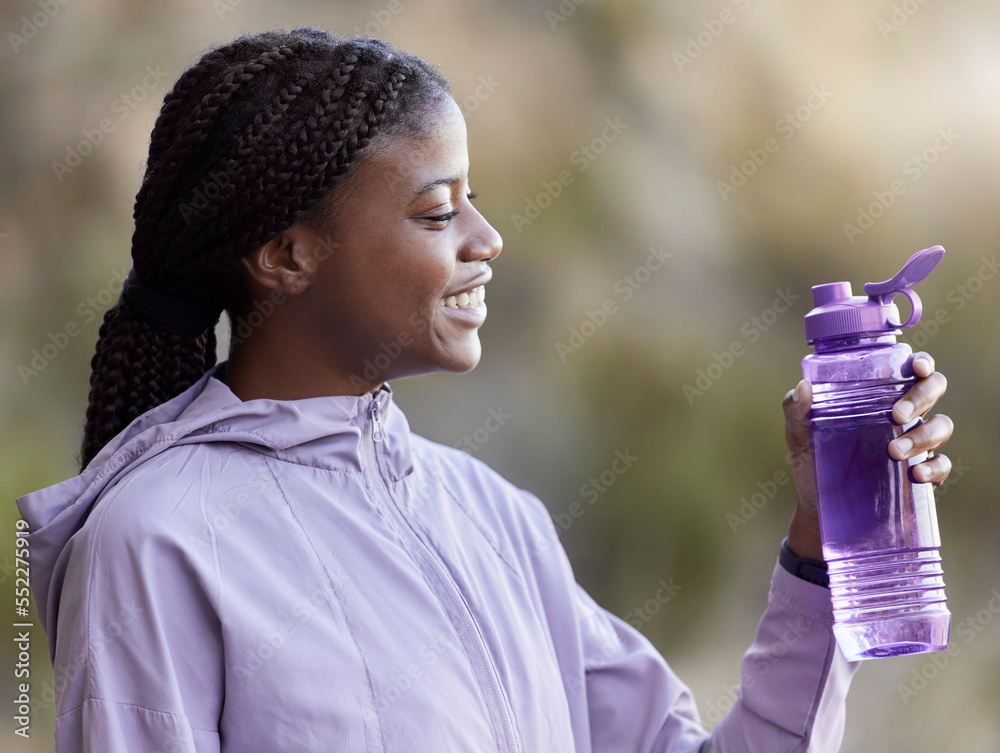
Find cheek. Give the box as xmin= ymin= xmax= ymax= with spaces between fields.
xmin=406 ymin=256 xmax=454 ymax=304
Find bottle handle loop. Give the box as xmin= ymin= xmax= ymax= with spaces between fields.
xmin=884 ymin=288 xmax=923 ymax=329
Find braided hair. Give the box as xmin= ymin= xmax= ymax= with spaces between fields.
xmin=79 ymin=27 xmax=451 ymax=471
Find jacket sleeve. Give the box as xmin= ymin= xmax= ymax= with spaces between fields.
xmin=50 ymin=482 xmax=224 ymax=753
xmin=575 ymin=559 xmax=860 ymax=753
xmin=701 ymin=561 xmax=860 ymax=752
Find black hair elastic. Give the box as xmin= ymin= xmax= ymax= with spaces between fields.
xmin=119 ymin=271 xmax=222 ymax=337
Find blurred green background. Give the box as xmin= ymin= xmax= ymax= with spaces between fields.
xmin=3 ymin=0 xmax=999 ymax=750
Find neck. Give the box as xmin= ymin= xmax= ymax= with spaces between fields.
xmin=222 ymin=329 xmax=384 ymax=401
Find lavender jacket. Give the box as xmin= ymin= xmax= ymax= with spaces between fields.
xmin=16 ymin=361 xmax=858 ymax=752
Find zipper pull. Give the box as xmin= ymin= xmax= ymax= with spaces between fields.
xmin=369 ymin=398 xmax=383 ymax=443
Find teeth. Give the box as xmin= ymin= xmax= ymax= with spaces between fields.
xmin=442 ymin=285 xmax=486 ymax=310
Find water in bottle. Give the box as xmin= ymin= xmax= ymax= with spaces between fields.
xmin=802 ymin=246 xmax=950 ymax=661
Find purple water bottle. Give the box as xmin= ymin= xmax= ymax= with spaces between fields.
xmin=802 ymin=246 xmax=950 ymax=661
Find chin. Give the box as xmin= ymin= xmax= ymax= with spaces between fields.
xmin=441 ymin=340 xmax=483 ymax=374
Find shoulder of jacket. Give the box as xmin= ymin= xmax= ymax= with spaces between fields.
xmin=87 ymin=442 xmax=267 ymax=553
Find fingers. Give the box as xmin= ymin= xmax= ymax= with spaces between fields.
xmin=783 ymin=379 xmax=812 ymax=454
xmin=782 ymin=379 xmax=819 ymax=519
xmin=889 ymin=413 xmax=955 ymax=461
xmin=893 ymin=370 xmax=947 ymax=424
xmin=911 ymin=352 xmax=935 ymax=378
xmin=910 ymin=453 xmax=952 ymax=486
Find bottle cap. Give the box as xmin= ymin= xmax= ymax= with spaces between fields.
xmin=804 ymin=246 xmax=946 ymax=342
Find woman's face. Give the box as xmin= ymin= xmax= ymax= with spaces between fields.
xmin=301 ymin=95 xmax=503 ymax=390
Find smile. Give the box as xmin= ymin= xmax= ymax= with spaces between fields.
xmin=441 ymin=285 xmax=485 ymax=310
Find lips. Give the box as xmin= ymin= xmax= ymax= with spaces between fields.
xmin=442 ymin=271 xmax=492 ymax=299
xmin=441 ymin=271 xmax=492 ymax=309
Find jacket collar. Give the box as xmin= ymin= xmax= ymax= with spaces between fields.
xmin=174 ymin=360 xmax=414 ymax=480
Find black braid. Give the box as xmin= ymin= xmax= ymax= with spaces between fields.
xmin=79 ymin=27 xmax=451 ymax=471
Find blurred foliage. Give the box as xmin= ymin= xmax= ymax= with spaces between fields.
xmin=3 ymin=0 xmax=1000 ymax=750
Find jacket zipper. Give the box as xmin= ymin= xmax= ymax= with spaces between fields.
xmin=365 ymin=398 xmax=521 ymax=753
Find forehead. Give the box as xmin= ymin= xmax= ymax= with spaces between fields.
xmin=356 ymin=97 xmax=469 ymax=195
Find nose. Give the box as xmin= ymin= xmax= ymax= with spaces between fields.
xmin=461 ymin=205 xmax=503 ymax=263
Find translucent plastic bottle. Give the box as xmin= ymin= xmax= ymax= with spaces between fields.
xmin=802 ymin=246 xmax=950 ymax=661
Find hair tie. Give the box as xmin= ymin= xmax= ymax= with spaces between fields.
xmin=119 ymin=270 xmax=222 ymax=337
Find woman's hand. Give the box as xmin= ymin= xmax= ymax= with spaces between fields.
xmin=781 ymin=352 xmax=955 ymax=561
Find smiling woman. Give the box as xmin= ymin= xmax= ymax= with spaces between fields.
xmin=15 ymin=24 xmax=955 ymax=753
xmin=222 ymin=95 xmax=501 ymax=400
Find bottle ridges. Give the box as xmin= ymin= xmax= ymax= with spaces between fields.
xmin=827 ymin=548 xmax=947 ymax=622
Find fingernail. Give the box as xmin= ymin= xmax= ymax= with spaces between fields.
xmin=897 ymin=400 xmax=914 ymax=422
xmin=894 ymin=437 xmax=913 ymax=457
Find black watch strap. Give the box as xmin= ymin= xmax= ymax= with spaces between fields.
xmin=779 ymin=537 xmax=830 ymax=588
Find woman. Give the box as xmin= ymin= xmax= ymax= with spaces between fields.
xmin=17 ymin=27 xmax=954 ymax=752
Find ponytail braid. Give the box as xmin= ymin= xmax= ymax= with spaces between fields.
xmin=78 ymin=27 xmax=450 ymax=471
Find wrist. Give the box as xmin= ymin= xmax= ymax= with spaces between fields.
xmin=788 ymin=510 xmax=825 ymax=561
xmin=779 ymin=536 xmax=830 ymax=588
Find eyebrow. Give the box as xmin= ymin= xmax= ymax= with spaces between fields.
xmin=410 ymin=176 xmax=460 ymax=203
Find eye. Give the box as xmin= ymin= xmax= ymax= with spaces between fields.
xmin=425 ymin=209 xmax=459 ymax=224
xmin=423 ymin=193 xmax=477 ymax=225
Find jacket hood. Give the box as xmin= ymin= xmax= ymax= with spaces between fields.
xmin=15 ymin=360 xmax=413 ymax=643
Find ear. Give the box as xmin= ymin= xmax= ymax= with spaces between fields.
xmin=241 ymin=223 xmax=329 ymax=295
